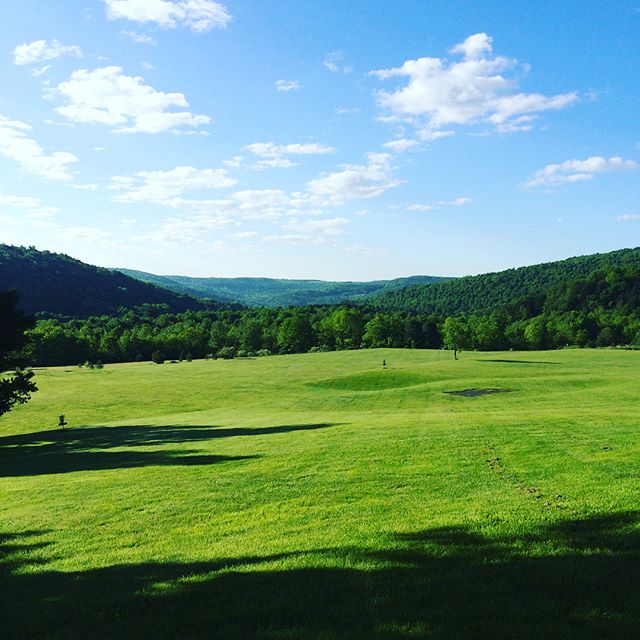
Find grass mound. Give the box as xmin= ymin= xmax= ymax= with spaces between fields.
xmin=310 ymin=369 xmax=427 ymax=391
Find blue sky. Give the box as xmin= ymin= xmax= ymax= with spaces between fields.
xmin=0 ymin=0 xmax=638 ymax=280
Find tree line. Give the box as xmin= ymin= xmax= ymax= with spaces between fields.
xmin=25 ymin=265 xmax=640 ymax=366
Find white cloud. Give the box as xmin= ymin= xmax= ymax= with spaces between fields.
xmin=110 ymin=165 xmax=236 ymax=202
xmin=306 ymin=152 xmax=402 ymax=203
xmin=450 ymin=32 xmax=493 ymax=60
xmin=440 ymin=197 xmax=471 ymax=206
xmin=406 ymin=203 xmax=434 ymax=212
xmin=244 ymin=142 xmax=336 ymax=158
xmin=336 ymin=106 xmax=360 ymax=115
xmin=222 ymin=155 xmax=242 ymax=168
xmin=0 ymin=193 xmax=60 ymax=218
xmin=13 ymin=39 xmax=82 ymax=66
xmin=275 ymin=79 xmax=301 ymax=92
xmin=0 ymin=114 xmax=78 ymax=181
xmin=54 ymin=66 xmax=210 ymax=134
xmin=141 ymin=214 xmax=232 ymax=245
xmin=525 ymin=156 xmax=637 ymax=187
xmin=371 ymin=33 xmax=577 ymax=138
xmin=259 ymin=216 xmax=347 ymax=248
xmin=616 ymin=214 xmax=640 ymax=222
xmin=383 ymin=138 xmax=418 ymax=153
xmin=407 ymin=197 xmax=471 ymax=212
xmin=104 ymin=0 xmax=231 ymax=33
xmin=0 ymin=194 xmax=41 ymax=209
xmin=30 ymin=65 xmax=52 ymax=77
xmin=323 ymin=51 xmax=353 ymax=74
xmin=121 ymin=30 xmax=156 ymax=44
xmin=251 ymin=158 xmax=297 ymax=170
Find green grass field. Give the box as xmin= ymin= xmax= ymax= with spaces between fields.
xmin=2 ymin=349 xmax=639 ymax=639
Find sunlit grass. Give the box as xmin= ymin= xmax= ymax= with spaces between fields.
xmin=1 ymin=349 xmax=639 ymax=638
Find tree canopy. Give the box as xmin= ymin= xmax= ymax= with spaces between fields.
xmin=0 ymin=290 xmax=37 ymax=417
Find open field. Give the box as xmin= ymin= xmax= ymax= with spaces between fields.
xmin=1 ymin=348 xmax=640 ymax=639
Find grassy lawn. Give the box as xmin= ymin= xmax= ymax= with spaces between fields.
xmin=1 ymin=348 xmax=639 ymax=638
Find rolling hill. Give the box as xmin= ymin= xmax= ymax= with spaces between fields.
xmin=0 ymin=245 xmax=216 ymax=317
xmin=116 ymin=269 xmax=449 ymax=307
xmin=371 ymin=247 xmax=640 ymax=315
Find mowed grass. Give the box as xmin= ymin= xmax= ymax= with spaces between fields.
xmin=1 ymin=348 xmax=639 ymax=639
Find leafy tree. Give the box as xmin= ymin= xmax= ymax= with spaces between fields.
xmin=0 ymin=291 xmax=37 ymax=416
xmin=277 ymin=313 xmax=314 ymax=353
xmin=442 ymin=317 xmax=469 ymax=359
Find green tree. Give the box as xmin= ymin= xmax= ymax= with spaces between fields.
xmin=442 ymin=316 xmax=469 ymax=359
xmin=0 ymin=291 xmax=37 ymax=416
xmin=277 ymin=313 xmax=314 ymax=353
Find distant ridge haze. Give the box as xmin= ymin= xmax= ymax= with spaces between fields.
xmin=116 ymin=269 xmax=451 ymax=307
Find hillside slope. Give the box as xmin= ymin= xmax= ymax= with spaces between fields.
xmin=0 ymin=245 xmax=214 ymax=317
xmin=116 ymin=269 xmax=449 ymax=307
xmin=371 ymin=247 xmax=640 ymax=315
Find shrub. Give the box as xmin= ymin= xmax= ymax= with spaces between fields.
xmin=151 ymin=351 xmax=165 ymax=364
xmin=217 ymin=346 xmax=235 ymax=359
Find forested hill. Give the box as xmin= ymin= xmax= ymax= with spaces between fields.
xmin=0 ymin=245 xmax=216 ymax=317
xmin=371 ymin=247 xmax=640 ymax=315
xmin=116 ymin=269 xmax=449 ymax=307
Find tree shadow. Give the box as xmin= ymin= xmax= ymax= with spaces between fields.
xmin=2 ymin=512 xmax=639 ymax=639
xmin=0 ymin=423 xmax=336 ymax=477
xmin=478 ymin=359 xmax=561 ymax=365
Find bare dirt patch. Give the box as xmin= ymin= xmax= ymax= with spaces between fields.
xmin=445 ymin=388 xmax=512 ymax=397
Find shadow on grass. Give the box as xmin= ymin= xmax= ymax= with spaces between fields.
xmin=0 ymin=423 xmax=336 ymax=477
xmin=2 ymin=512 xmax=639 ymax=639
xmin=478 ymin=359 xmax=561 ymax=365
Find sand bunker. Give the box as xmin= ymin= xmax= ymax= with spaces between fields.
xmin=445 ymin=388 xmax=512 ymax=397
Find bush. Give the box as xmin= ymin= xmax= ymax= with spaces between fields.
xmin=151 ymin=351 xmax=165 ymax=364
xmin=217 ymin=346 xmax=235 ymax=359
xmin=256 ymin=349 xmax=272 ymax=357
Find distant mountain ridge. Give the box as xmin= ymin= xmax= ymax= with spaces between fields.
xmin=116 ymin=269 xmax=450 ymax=307
xmin=0 ymin=245 xmax=216 ymax=317
xmin=371 ymin=247 xmax=640 ymax=315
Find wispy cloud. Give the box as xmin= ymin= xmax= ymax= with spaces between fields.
xmin=323 ymin=51 xmax=353 ymax=74
xmin=307 ymin=152 xmax=402 ymax=204
xmin=13 ymin=39 xmax=82 ymax=65
xmin=109 ymin=166 xmax=236 ymax=202
xmin=383 ymin=138 xmax=418 ymax=153
xmin=244 ymin=141 xmax=335 ymax=170
xmin=0 ymin=193 xmax=60 ymax=218
xmin=0 ymin=114 xmax=78 ymax=181
xmin=525 ymin=156 xmax=637 ymax=187
xmin=407 ymin=197 xmax=471 ymax=212
xmin=275 ymin=79 xmax=301 ymax=92
xmin=244 ymin=142 xmax=335 ymax=157
xmin=104 ymin=0 xmax=232 ymax=33
xmin=121 ymin=30 xmax=156 ymax=44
